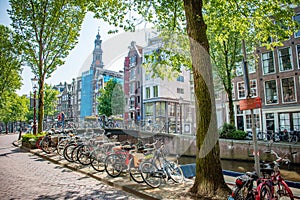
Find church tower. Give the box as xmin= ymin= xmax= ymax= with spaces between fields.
xmin=91 ymin=29 xmax=104 ymax=69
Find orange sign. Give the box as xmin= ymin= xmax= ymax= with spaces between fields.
xmin=239 ymin=97 xmax=262 ymax=110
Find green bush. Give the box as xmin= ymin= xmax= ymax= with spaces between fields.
xmin=21 ymin=133 xmax=45 ymax=143
xmin=219 ymin=123 xmax=247 ymax=140
xmin=231 ymin=130 xmax=247 ymax=140
xmin=219 ymin=123 xmax=236 ymax=139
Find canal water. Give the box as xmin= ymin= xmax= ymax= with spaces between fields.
xmin=178 ymin=156 xmax=300 ymax=182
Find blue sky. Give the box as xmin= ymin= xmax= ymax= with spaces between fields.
xmin=0 ymin=1 xmax=127 ymax=95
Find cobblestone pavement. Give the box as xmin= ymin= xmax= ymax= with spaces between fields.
xmin=0 ymin=134 xmax=141 ymax=200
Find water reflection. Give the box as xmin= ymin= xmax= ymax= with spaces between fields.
xmin=179 ymin=156 xmax=300 ymax=182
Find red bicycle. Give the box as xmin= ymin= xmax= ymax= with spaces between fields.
xmin=229 ymin=150 xmax=295 ymax=200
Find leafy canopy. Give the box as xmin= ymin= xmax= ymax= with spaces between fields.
xmin=0 ymin=25 xmax=22 ymax=103
xmin=97 ymin=79 xmax=125 ymax=117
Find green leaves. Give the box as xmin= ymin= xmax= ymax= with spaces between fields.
xmin=8 ymin=0 xmax=87 ymax=78
xmin=97 ymin=79 xmax=125 ymax=117
xmin=0 ymin=25 xmax=22 ymax=103
xmin=44 ymin=84 xmax=59 ymax=117
xmin=8 ymin=0 xmax=87 ymax=131
xmin=0 ymin=93 xmax=29 ymax=123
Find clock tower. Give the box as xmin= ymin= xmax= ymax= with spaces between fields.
xmin=92 ymin=29 xmax=104 ymax=69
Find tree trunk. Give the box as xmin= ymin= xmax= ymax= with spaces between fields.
xmin=226 ymin=87 xmax=235 ymax=125
xmin=183 ymin=0 xmax=231 ymax=198
xmin=38 ymin=79 xmax=45 ymax=133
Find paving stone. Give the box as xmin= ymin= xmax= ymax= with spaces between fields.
xmin=0 ymin=134 xmax=141 ymax=200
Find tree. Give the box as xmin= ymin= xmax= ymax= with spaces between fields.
xmin=89 ymin=0 xmax=230 ymax=198
xmin=204 ymin=0 xmax=299 ymax=126
xmin=44 ymin=84 xmax=59 ymax=119
xmin=0 ymin=25 xmax=22 ymax=104
xmin=0 ymin=93 xmax=28 ymax=134
xmin=7 ymin=0 xmax=87 ymax=133
xmin=97 ymin=79 xmax=125 ymax=117
xmin=89 ymin=0 xmax=299 ymax=198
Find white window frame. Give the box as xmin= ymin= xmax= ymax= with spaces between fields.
xmin=250 ymin=79 xmax=257 ymax=97
xmin=278 ymin=47 xmax=293 ymax=72
xmin=297 ymin=44 xmax=300 ymax=69
xmin=264 ymin=80 xmax=278 ymax=105
xmin=281 ymin=77 xmax=297 ymax=103
xmin=261 ymin=51 xmax=275 ymax=75
xmin=146 ymin=87 xmax=150 ymax=99
xmin=248 ymin=59 xmax=256 ymax=74
xmin=153 ymin=86 xmax=158 ymax=97
xmin=237 ymin=81 xmax=246 ymax=99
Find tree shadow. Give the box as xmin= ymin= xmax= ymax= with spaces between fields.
xmin=33 ymin=189 xmax=132 ymax=200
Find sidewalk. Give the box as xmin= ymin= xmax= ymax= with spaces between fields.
xmin=14 ymin=141 xmax=300 ymax=200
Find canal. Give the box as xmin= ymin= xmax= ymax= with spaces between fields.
xmin=178 ymin=156 xmax=300 ymax=182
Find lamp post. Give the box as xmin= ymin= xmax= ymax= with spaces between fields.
xmin=31 ymin=76 xmax=38 ymax=135
xmin=179 ymin=97 xmax=183 ymax=134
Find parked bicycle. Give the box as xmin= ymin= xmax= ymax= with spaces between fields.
xmin=104 ymin=140 xmax=155 ymax=183
xmin=228 ymin=150 xmax=296 ymax=200
xmin=139 ymin=140 xmax=184 ymax=188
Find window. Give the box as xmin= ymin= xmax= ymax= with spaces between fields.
xmin=281 ymin=77 xmax=296 ymax=103
xmin=177 ymin=88 xmax=184 ymax=94
xmin=130 ymin=97 xmax=135 ymax=109
xmin=266 ymin=113 xmax=275 ymax=133
xmin=145 ymin=103 xmax=154 ymax=116
xmin=294 ymin=13 xmax=300 ymax=38
xmin=146 ymin=87 xmax=150 ymax=99
xmin=265 ymin=80 xmax=278 ymax=104
xmin=130 ymin=55 xmax=137 ymax=66
xmin=297 ymin=45 xmax=300 ymax=69
xmin=246 ymin=114 xmax=260 ymax=129
xmin=153 ymin=86 xmax=158 ymax=97
xmin=235 ymin=63 xmax=243 ymax=76
xmin=235 ymin=58 xmax=255 ymax=76
xmin=168 ymin=102 xmax=176 ymax=117
xmin=237 ymin=82 xmax=245 ymax=99
xmin=293 ymin=113 xmax=300 ymax=131
xmin=129 ymin=83 xmax=135 ymax=94
xmin=236 ymin=105 xmax=243 ymax=115
xmin=248 ymin=59 xmax=256 ymax=74
xmin=130 ymin=69 xmax=135 ymax=80
xmin=177 ymin=75 xmax=184 ymax=82
xmin=278 ymin=47 xmax=293 ymax=72
xmin=262 ymin=51 xmax=275 ymax=74
xmin=279 ymin=113 xmax=290 ymax=131
xmin=232 ymin=83 xmax=235 ymax=100
xmin=250 ymin=80 xmax=257 ymax=97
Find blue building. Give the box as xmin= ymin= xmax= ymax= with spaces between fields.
xmin=78 ymin=31 xmax=123 ymax=121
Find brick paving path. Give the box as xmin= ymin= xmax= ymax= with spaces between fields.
xmin=0 ymin=134 xmax=141 ymax=200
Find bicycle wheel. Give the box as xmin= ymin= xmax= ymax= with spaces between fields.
xmin=140 ymin=161 xmax=162 ymax=188
xmin=165 ymin=161 xmax=184 ymax=183
xmin=230 ymin=187 xmax=244 ymax=200
xmin=63 ymin=143 xmax=77 ymax=162
xmin=260 ymin=184 xmax=272 ymax=200
xmin=130 ymin=166 xmax=144 ymax=183
xmin=36 ymin=136 xmax=44 ymax=150
xmin=56 ymin=139 xmax=69 ymax=156
xmin=90 ymin=152 xmax=106 ymax=172
xmin=105 ymin=153 xmax=123 ymax=177
xmin=276 ymin=182 xmax=294 ymax=200
xmin=72 ymin=144 xmax=82 ymax=163
xmin=40 ymin=136 xmax=56 ymax=154
xmin=77 ymin=145 xmax=92 ymax=165
xmin=291 ymin=136 xmax=298 ymax=144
